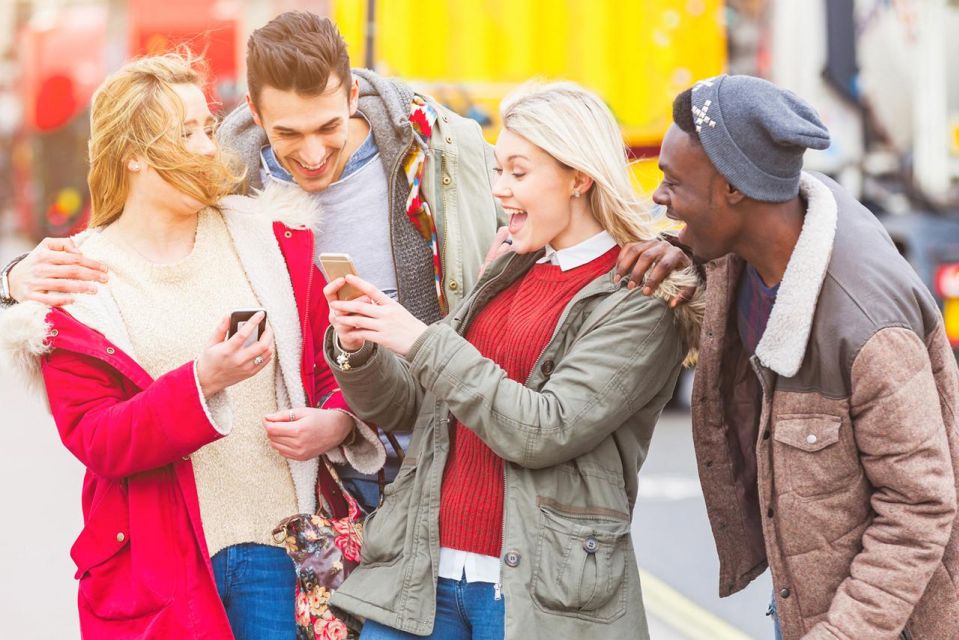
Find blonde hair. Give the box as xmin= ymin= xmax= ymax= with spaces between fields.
xmin=87 ymin=51 xmax=243 ymax=227
xmin=501 ymin=82 xmax=703 ymax=364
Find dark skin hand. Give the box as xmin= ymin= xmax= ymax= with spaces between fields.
xmin=615 ymin=238 xmax=697 ymax=307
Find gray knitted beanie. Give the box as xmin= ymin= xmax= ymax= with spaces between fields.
xmin=689 ymin=75 xmax=831 ymax=202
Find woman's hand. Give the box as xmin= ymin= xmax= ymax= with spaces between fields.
xmin=262 ymin=408 xmax=355 ymax=461
xmin=325 ymin=275 xmax=428 ymax=358
xmin=196 ymin=311 xmax=274 ymax=397
xmin=323 ymin=278 xmax=368 ymax=352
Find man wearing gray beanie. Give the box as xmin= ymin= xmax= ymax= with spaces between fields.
xmin=651 ymin=74 xmax=959 ymax=640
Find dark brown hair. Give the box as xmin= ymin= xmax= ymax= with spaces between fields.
xmin=246 ymin=11 xmax=352 ymax=106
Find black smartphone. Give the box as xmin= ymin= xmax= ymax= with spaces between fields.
xmin=228 ymin=308 xmax=267 ymax=348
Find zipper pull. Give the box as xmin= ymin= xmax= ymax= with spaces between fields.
xmin=493 ymin=582 xmax=502 ymax=601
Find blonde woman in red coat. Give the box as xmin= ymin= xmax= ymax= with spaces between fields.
xmin=0 ymin=53 xmax=382 ymax=639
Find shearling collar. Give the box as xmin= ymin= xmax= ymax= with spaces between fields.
xmin=754 ymin=172 xmax=839 ymax=377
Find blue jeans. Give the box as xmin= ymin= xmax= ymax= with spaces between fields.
xmin=211 ymin=543 xmax=296 ymax=640
xmin=768 ymin=593 xmax=783 ymax=640
xmin=360 ymin=577 xmax=504 ymax=640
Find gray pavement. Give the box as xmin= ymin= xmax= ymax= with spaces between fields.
xmin=0 ymin=229 xmax=765 ymax=639
xmin=635 ymin=409 xmax=773 ymax=639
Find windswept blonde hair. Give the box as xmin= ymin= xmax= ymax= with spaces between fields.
xmin=501 ymin=82 xmax=704 ymax=365
xmin=87 ymin=51 xmax=243 ymax=227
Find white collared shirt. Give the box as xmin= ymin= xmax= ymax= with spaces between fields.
xmin=437 ymin=547 xmax=501 ymax=584
xmin=535 ymin=230 xmax=618 ymax=271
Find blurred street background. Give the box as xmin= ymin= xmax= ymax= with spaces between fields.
xmin=2 ymin=0 xmax=959 ymax=638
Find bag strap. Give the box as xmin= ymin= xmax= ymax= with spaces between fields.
xmin=375 ymin=425 xmax=406 ymax=507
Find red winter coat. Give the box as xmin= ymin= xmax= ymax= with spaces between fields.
xmin=28 ymin=205 xmax=358 ymax=639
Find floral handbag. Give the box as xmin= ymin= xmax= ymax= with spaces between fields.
xmin=273 ymin=460 xmax=364 ymax=640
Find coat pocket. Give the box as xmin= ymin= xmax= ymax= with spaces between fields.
xmin=71 ymin=485 xmax=171 ymax=621
xmin=360 ymin=464 xmax=416 ymax=566
xmin=531 ymin=500 xmax=631 ymax=622
xmin=773 ymin=414 xmax=859 ymax=498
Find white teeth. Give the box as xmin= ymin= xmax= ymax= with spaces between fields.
xmin=504 ymin=207 xmax=527 ymax=215
xmin=298 ymin=159 xmax=326 ymax=171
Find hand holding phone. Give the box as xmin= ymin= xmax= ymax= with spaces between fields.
xmin=318 ymin=253 xmax=363 ymax=300
xmin=196 ymin=310 xmax=273 ymax=398
xmin=228 ymin=308 xmax=268 ymax=348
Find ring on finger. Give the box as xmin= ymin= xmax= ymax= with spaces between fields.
xmin=253 ymin=355 xmax=264 ymax=366
xmin=288 ymin=409 xmax=295 ymax=422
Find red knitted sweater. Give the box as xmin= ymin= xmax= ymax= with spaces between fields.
xmin=438 ymin=246 xmax=620 ymax=556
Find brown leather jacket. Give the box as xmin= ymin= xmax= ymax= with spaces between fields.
xmin=692 ymin=173 xmax=959 ymax=640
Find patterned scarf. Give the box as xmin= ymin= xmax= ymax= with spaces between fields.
xmin=403 ymin=96 xmax=447 ymax=315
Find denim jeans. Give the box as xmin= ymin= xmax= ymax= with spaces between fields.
xmin=211 ymin=543 xmax=296 ymax=640
xmin=767 ymin=593 xmax=783 ymax=640
xmin=360 ymin=577 xmax=504 ymax=640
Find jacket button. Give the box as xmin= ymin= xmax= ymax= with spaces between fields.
xmin=445 ymin=136 xmax=453 ymax=144
xmin=442 ymin=176 xmax=452 ymax=185
xmin=284 ymin=230 xmax=293 ymax=238
xmin=182 ymin=455 xmax=190 ymax=461
xmin=448 ymin=280 xmax=459 ymax=291
xmin=116 ymin=532 xmax=125 ymax=543
xmin=582 ymin=537 xmax=599 ymax=554
xmin=105 ymin=347 xmax=115 ymax=355
xmin=806 ymin=434 xmax=817 ymax=445
xmin=442 ymin=115 xmax=450 ymax=123
xmin=541 ymin=360 xmax=555 ymax=376
xmin=49 ymin=329 xmax=59 ymax=337
xmin=504 ymin=551 xmax=521 ymax=567
xmin=780 ymin=587 xmax=790 ymax=598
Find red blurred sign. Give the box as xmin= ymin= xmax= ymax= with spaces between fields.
xmin=19 ymin=5 xmax=106 ymax=133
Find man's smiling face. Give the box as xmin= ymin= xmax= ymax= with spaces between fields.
xmin=249 ymin=74 xmax=359 ymax=193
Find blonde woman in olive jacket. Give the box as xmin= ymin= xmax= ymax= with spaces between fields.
xmin=321 ymin=83 xmax=704 ymax=640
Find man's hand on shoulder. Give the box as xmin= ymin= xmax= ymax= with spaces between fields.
xmin=7 ymin=237 xmax=108 ymax=306
xmin=615 ymin=237 xmax=697 ymax=307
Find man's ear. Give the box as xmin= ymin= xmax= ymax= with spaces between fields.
xmin=724 ymin=180 xmax=746 ymax=206
xmin=246 ymin=94 xmax=263 ymax=128
xmin=348 ymin=77 xmax=360 ymax=115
